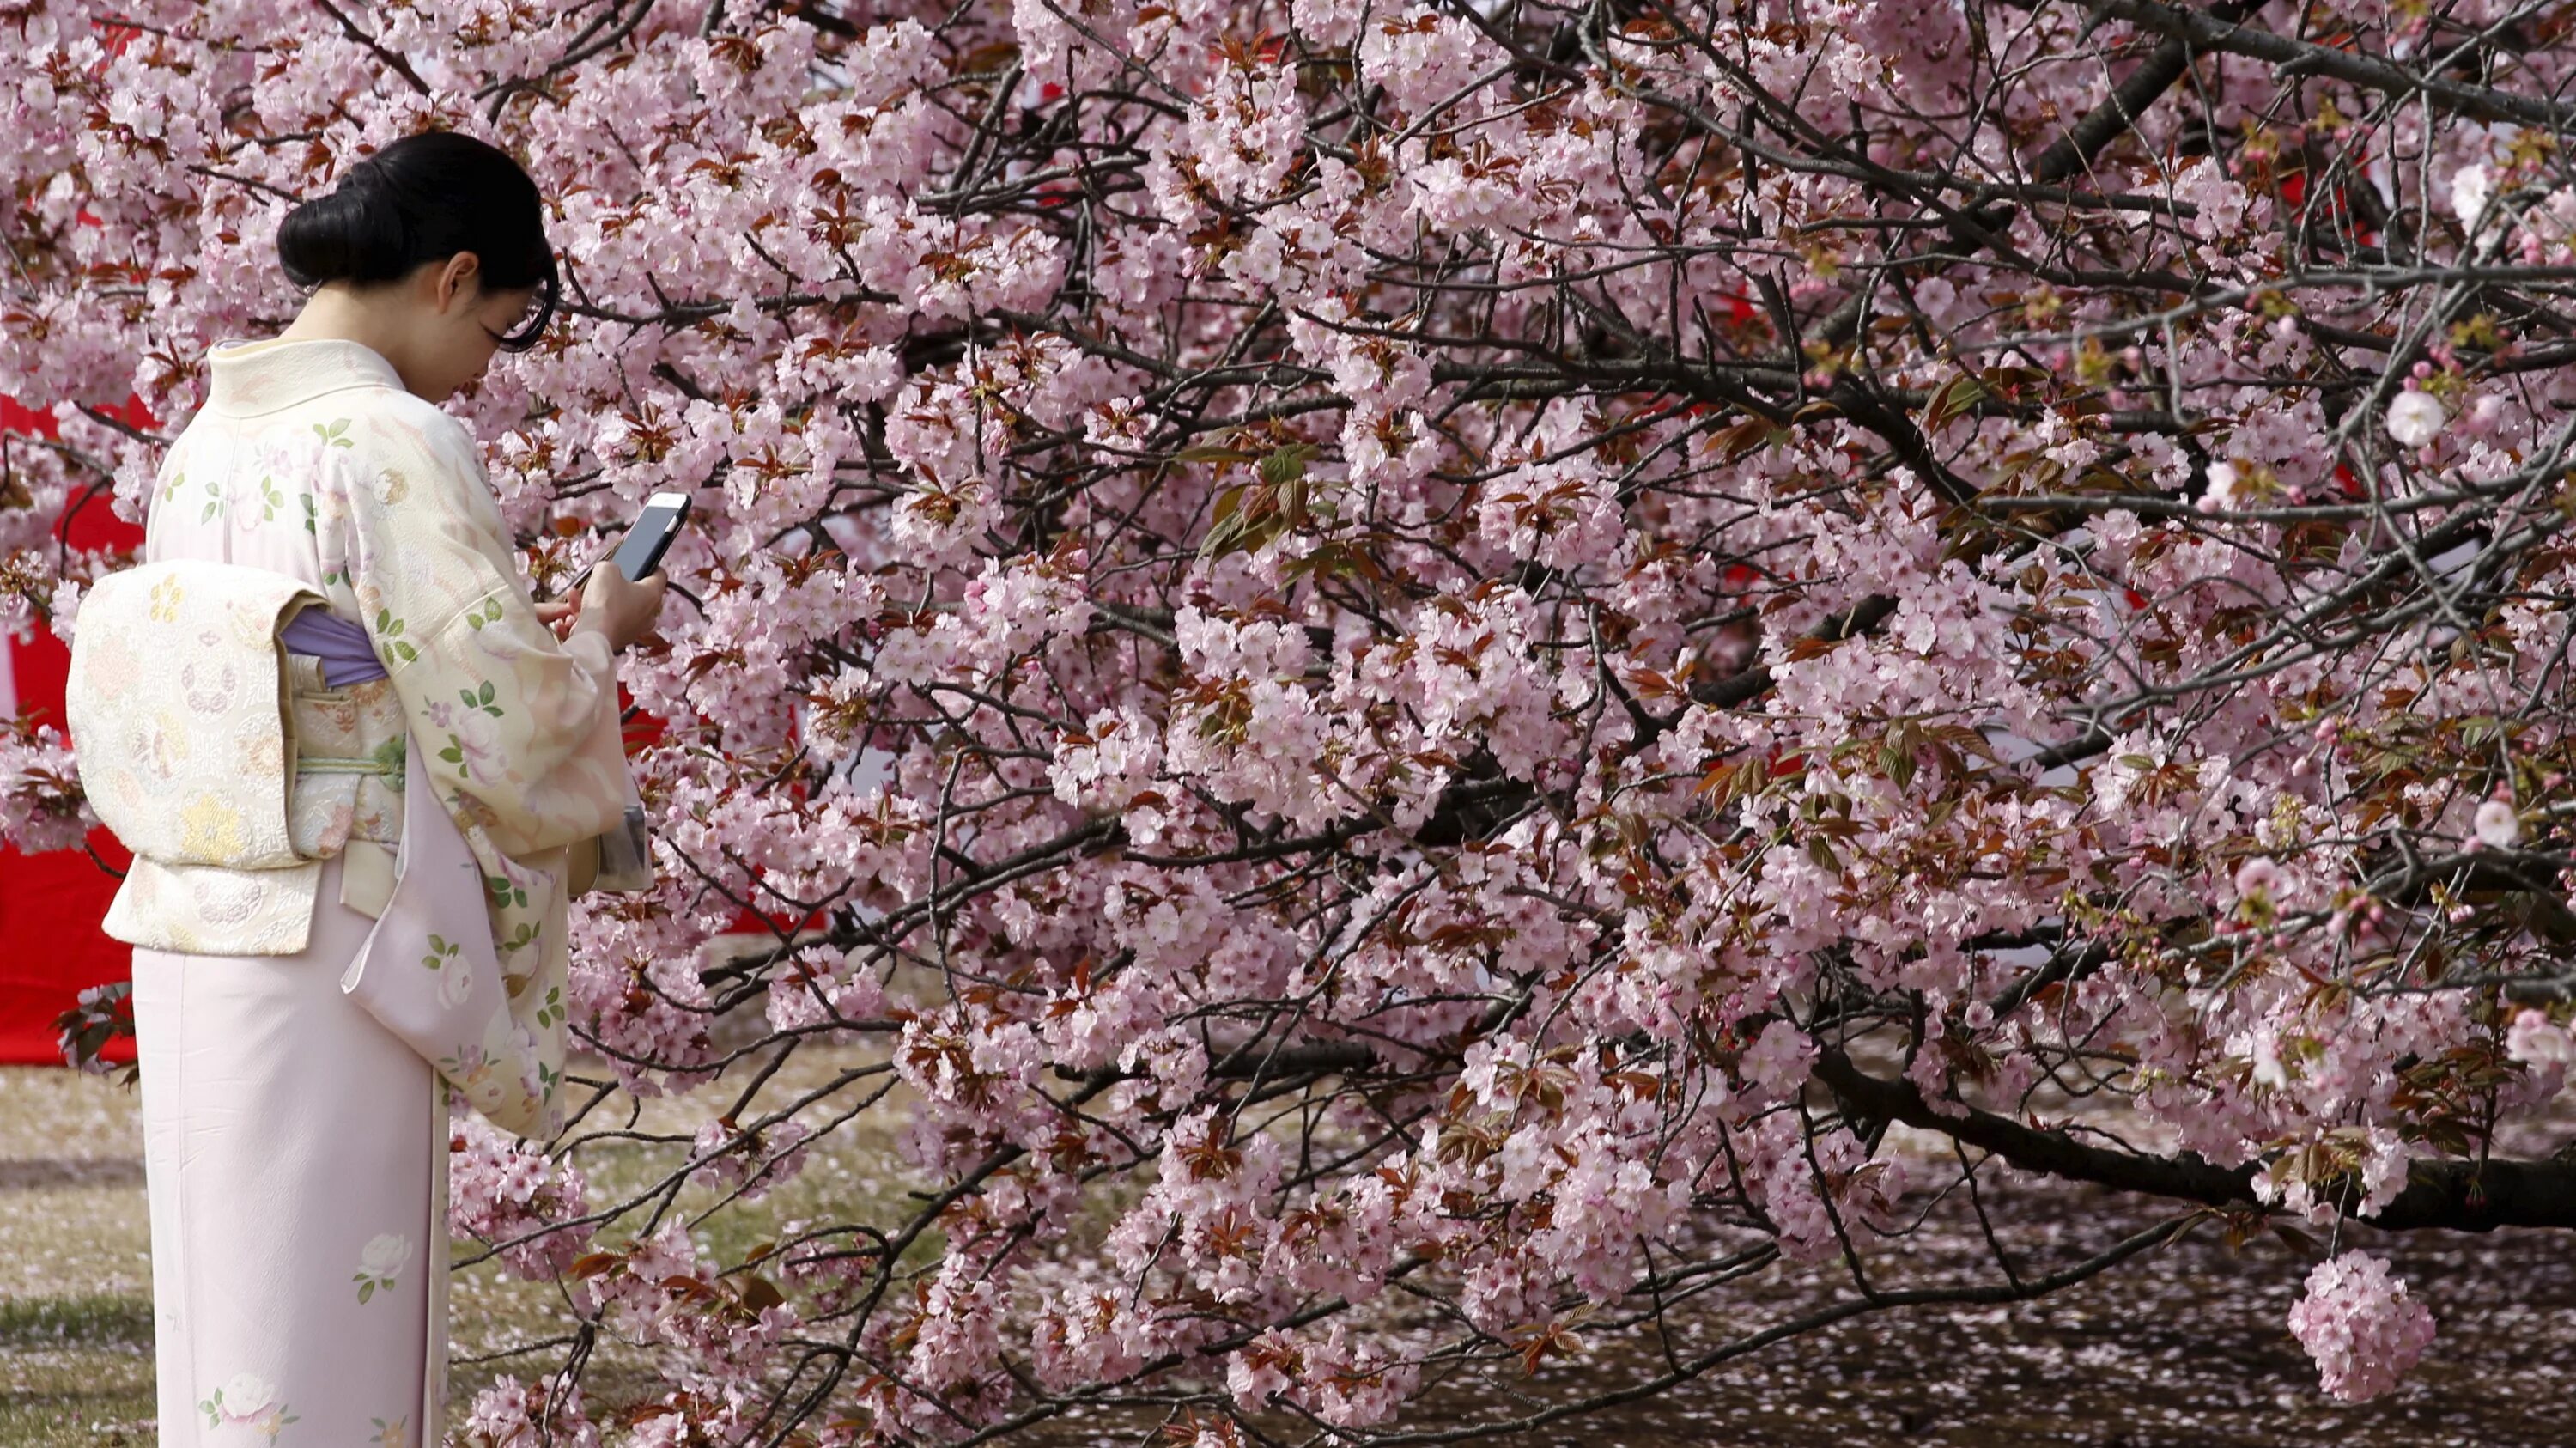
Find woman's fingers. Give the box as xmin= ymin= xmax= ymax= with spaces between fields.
xmin=535 ymin=597 xmax=581 ymax=640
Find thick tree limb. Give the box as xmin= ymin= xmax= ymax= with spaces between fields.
xmin=1814 ymin=1048 xmax=2576 ymax=1232
xmin=2033 ymin=0 xmax=2576 ymax=131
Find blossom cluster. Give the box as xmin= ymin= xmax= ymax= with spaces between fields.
xmin=2287 ymin=1251 xmax=2438 ymax=1403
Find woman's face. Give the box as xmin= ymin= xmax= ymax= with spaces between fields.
xmin=414 ymin=252 xmax=539 ymax=399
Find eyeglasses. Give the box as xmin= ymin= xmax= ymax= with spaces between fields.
xmin=486 ymin=292 xmax=551 ymax=349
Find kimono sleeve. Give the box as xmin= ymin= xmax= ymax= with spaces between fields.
xmin=339 ymin=408 xmax=633 ymax=858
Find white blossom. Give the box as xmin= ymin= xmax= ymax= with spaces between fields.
xmin=2474 ymin=799 xmax=2520 ymax=849
xmin=2197 ymin=460 xmax=2245 ymax=513
xmin=216 ymin=1372 xmax=278 ymax=1415
xmin=2385 ymin=391 xmax=2445 ymax=447
xmin=2451 ymin=163 xmax=2493 ymax=230
xmin=2506 ymin=1008 xmax=2574 ymax=1068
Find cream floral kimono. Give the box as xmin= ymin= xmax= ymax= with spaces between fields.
xmin=97 ymin=334 xmax=638 ymax=1445
xmin=109 ymin=335 xmax=639 ymax=1138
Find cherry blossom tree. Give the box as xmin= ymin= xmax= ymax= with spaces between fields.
xmin=9 ymin=0 xmax=2576 ymax=1439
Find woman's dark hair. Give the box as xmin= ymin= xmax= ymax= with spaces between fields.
xmin=276 ymin=130 xmax=560 ymax=352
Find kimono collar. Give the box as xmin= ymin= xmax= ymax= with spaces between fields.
xmin=204 ymin=336 xmax=406 ymax=416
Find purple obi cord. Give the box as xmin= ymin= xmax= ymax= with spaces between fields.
xmin=279 ymin=607 xmax=390 ymax=687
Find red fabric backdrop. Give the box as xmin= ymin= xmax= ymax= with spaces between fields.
xmin=0 ymin=391 xmax=144 ymax=1065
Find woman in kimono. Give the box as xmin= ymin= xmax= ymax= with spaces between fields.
xmin=116 ymin=131 xmax=666 ymax=1446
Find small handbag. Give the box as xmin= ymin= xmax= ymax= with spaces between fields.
xmin=338 ymin=730 xmax=536 ymax=1111
xmin=281 ymin=603 xmax=636 ymax=1123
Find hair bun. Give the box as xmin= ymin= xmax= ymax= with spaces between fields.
xmin=271 ymin=131 xmax=561 ymax=352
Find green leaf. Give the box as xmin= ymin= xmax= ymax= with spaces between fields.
xmin=1281 ymin=538 xmax=1388 ymax=585
xmin=1256 ymin=441 xmax=1316 ymax=488
xmin=392 ymin=641 xmax=417 ymax=662
xmin=1922 ymin=372 xmax=1990 ymax=435
xmin=1198 ymin=485 xmax=1274 ymax=561
xmin=1880 ymin=740 xmax=1918 ymax=791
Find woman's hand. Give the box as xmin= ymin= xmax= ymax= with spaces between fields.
xmin=562 ymin=564 xmax=669 ymax=653
xmin=536 ymin=598 xmax=580 ymax=641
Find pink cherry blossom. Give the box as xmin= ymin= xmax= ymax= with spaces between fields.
xmin=2288 ymin=1251 xmax=2437 ymax=1402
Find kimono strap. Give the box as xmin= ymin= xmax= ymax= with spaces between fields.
xmin=283 ymin=600 xmax=653 ymax=892
xmin=278 ymin=606 xmax=389 ymax=686
xmin=282 ymin=606 xmax=402 ymax=783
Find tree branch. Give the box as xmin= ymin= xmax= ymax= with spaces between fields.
xmin=1814 ymin=1048 xmax=2576 ymax=1232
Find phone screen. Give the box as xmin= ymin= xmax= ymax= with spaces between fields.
xmin=610 ymin=495 xmax=690 ymax=581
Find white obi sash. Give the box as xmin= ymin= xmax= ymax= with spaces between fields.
xmin=66 ymin=557 xmax=652 ymax=1133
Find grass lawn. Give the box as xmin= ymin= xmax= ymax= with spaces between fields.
xmin=0 ymin=1038 xmax=920 ymax=1445
xmin=0 ymin=1065 xmax=156 ymax=1445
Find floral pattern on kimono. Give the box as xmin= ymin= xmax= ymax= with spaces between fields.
xmin=324 ymin=402 xmax=635 ymax=1140
xmin=109 ymin=338 xmax=636 ymax=1142
xmin=355 ymin=1232 xmax=416 ymax=1303
xmin=200 ymin=1372 xmax=299 ymax=1441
